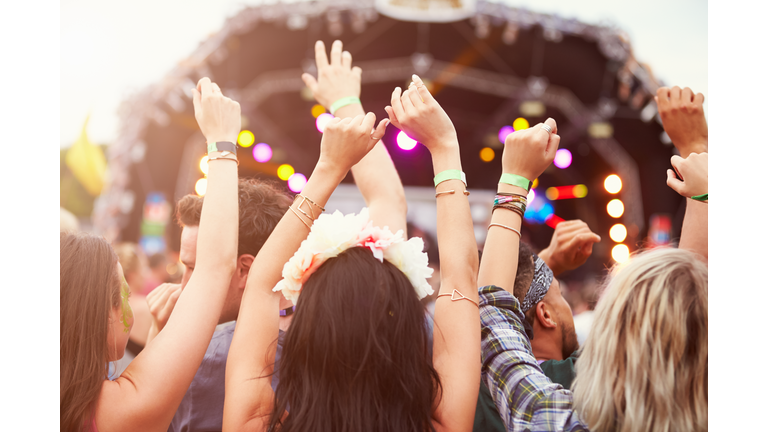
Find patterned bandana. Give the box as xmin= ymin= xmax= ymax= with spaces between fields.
xmin=521 ymin=254 xmax=554 ymax=313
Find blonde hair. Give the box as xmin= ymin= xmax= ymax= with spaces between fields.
xmin=572 ymin=248 xmax=707 ymax=432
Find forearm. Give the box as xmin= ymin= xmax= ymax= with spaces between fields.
xmin=678 ymin=198 xmax=708 ymax=262
xmin=195 ymin=153 xmax=239 ymax=272
xmin=477 ymin=183 xmax=528 ymax=292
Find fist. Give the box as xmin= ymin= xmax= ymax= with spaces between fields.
xmin=502 ymin=118 xmax=560 ymax=182
xmin=666 ymin=152 xmax=708 ymax=198
xmin=539 ymin=220 xmax=601 ymax=276
xmin=146 ymin=283 xmax=182 ymax=333
xmin=656 ymin=86 xmax=707 ymax=158
xmin=192 ymin=77 xmax=241 ymax=144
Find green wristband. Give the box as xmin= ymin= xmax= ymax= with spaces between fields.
xmin=330 ymin=97 xmax=362 ymax=115
xmin=434 ymin=169 xmax=467 ymax=187
xmin=499 ymin=173 xmax=532 ymax=192
xmin=691 ymin=193 xmax=708 ymax=202
xmin=207 ymin=141 xmax=237 ymax=154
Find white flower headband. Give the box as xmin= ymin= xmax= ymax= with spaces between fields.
xmin=273 ymin=208 xmax=434 ymax=304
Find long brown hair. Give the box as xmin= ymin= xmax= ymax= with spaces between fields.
xmin=60 ymin=232 xmax=122 ymax=432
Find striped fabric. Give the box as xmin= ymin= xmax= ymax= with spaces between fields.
xmin=479 ymin=285 xmax=589 ymax=432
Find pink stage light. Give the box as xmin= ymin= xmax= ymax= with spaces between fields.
xmin=498 ymin=125 xmax=514 ymax=143
xmin=287 ymin=173 xmax=307 ymax=193
xmin=553 ymin=149 xmax=572 ymax=169
xmin=315 ymin=113 xmax=334 ymax=133
xmin=252 ymin=143 xmax=272 ymax=163
xmin=396 ymin=131 xmax=418 ymax=150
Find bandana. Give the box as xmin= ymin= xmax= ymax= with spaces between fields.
xmin=520 ymin=253 xmax=553 ymax=340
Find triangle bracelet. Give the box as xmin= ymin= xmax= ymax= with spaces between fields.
xmin=436 ymin=289 xmax=479 ymax=308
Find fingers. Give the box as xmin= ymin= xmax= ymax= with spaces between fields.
xmin=160 ymin=288 xmax=182 ymax=322
xmin=656 ymin=87 xmax=670 ymax=107
xmin=390 ymin=87 xmax=406 ymax=124
xmin=400 ymin=88 xmax=418 ymax=116
xmin=384 ymin=106 xmax=402 ymax=129
xmin=670 ymin=86 xmax=681 ymax=102
xmin=342 ymin=51 xmax=352 ymax=69
xmin=406 ymin=83 xmax=424 ymax=106
xmin=360 ymin=112 xmax=376 ymax=131
xmin=412 ymin=74 xmax=434 ymax=103
xmin=351 ymin=66 xmax=362 ymax=81
xmin=682 ymin=87 xmax=693 ymax=103
xmin=198 ymin=77 xmax=213 ymax=99
xmin=666 ymin=169 xmax=685 ymax=194
xmin=211 ymin=83 xmax=222 ymax=94
xmin=544 ymin=117 xmax=558 ymax=135
xmin=371 ymin=118 xmax=389 ymax=140
xmin=330 ymin=40 xmax=342 ymax=66
xmin=301 ymin=73 xmax=318 ymax=93
xmin=192 ymin=88 xmax=201 ymax=113
xmin=314 ymin=40 xmax=329 ymax=69
xmin=670 ymin=155 xmax=685 ymax=181
xmin=694 ymin=92 xmax=705 ymax=105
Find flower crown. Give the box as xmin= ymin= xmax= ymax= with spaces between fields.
xmin=273 ymin=208 xmax=434 ymax=304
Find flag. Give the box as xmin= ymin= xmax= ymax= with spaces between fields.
xmin=65 ymin=115 xmax=107 ymax=197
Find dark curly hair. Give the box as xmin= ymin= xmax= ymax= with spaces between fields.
xmin=269 ymin=247 xmax=441 ymax=432
xmin=176 ymin=178 xmax=292 ymax=257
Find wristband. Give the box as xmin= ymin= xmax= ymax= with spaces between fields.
xmin=330 ymin=97 xmax=362 ymax=115
xmin=434 ymin=169 xmax=467 ymax=188
xmin=499 ymin=173 xmax=532 ymax=192
xmin=691 ymin=193 xmax=708 ymax=202
xmin=207 ymin=141 xmax=237 ymax=155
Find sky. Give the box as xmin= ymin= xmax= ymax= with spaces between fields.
xmin=60 ymin=0 xmax=707 ymax=147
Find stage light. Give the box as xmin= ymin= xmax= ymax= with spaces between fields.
xmin=277 ymin=164 xmax=295 ymax=181
xmin=545 ymin=185 xmax=588 ymax=200
xmin=607 ymin=199 xmax=624 ymax=218
xmin=545 ymin=214 xmax=564 ymax=228
xmin=553 ymin=149 xmax=572 ymax=169
xmin=513 ymin=117 xmax=529 ymax=131
xmin=311 ymin=104 xmax=326 ymax=118
xmin=498 ymin=125 xmax=514 ymax=143
xmin=609 ymin=224 xmax=628 ymax=242
xmin=288 ymin=173 xmax=307 ymax=193
xmin=238 ymin=130 xmax=255 ymax=147
xmin=546 ymin=187 xmax=559 ymax=200
xmin=527 ymin=188 xmax=536 ymax=206
xmin=532 ymin=178 xmax=539 ymax=189
xmin=604 ymin=174 xmax=622 ymax=194
xmin=316 ymin=113 xmax=334 ymax=133
xmin=611 ymin=244 xmax=630 ymax=263
xmin=480 ymin=147 xmax=495 ymax=162
xmin=195 ymin=178 xmax=207 ymax=196
xmin=573 ymin=184 xmax=588 ymax=198
xmin=396 ymin=131 xmax=418 ymax=150
xmin=199 ymin=156 xmax=209 ymax=175
xmin=252 ymin=143 xmax=272 ymax=163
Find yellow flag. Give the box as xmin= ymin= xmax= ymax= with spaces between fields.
xmin=65 ymin=115 xmax=107 ymax=196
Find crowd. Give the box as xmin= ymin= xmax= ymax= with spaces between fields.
xmin=60 ymin=40 xmax=708 ymax=432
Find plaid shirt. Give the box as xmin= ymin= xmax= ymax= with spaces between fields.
xmin=479 ymin=285 xmax=589 ymax=432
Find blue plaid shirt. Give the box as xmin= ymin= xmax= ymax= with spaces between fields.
xmin=479 ymin=285 xmax=588 ymax=431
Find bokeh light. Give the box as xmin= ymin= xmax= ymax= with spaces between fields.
xmin=604 ymin=174 xmax=622 ymax=194
xmin=573 ymin=184 xmax=588 ymax=198
xmin=238 ymin=130 xmax=255 ymax=147
xmin=553 ymin=149 xmax=572 ymax=169
xmin=315 ymin=113 xmax=334 ymax=133
xmin=277 ymin=164 xmax=295 ymax=181
xmin=546 ymin=187 xmax=559 ymax=200
xmin=195 ymin=178 xmax=207 ymax=196
xmin=479 ymin=147 xmax=495 ymax=162
xmin=611 ymin=244 xmax=630 ymax=263
xmin=199 ymin=156 xmax=209 ymax=175
xmin=396 ymin=131 xmax=418 ymax=150
xmin=532 ymin=178 xmax=539 ymax=189
xmin=311 ymin=104 xmax=326 ymax=118
xmin=287 ymin=173 xmax=308 ymax=193
xmin=527 ymin=188 xmax=536 ymax=206
xmin=252 ymin=143 xmax=272 ymax=163
xmin=609 ymin=224 xmax=628 ymax=242
xmin=607 ymin=199 xmax=625 ymax=218
xmin=498 ymin=125 xmax=514 ymax=143
xmin=513 ymin=117 xmax=530 ymax=131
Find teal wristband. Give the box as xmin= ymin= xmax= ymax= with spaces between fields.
xmin=207 ymin=141 xmax=237 ymax=155
xmin=330 ymin=97 xmax=362 ymax=115
xmin=499 ymin=173 xmax=532 ymax=191
xmin=434 ymin=169 xmax=467 ymax=187
xmin=691 ymin=193 xmax=708 ymax=202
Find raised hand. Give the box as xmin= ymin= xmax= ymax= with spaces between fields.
xmin=191 ymin=77 xmax=241 ymax=144
xmin=537 ymin=220 xmax=601 ymax=276
xmin=666 ymin=152 xmax=708 ymax=198
xmin=301 ymin=40 xmax=362 ymax=110
xmin=385 ymin=74 xmax=458 ymax=156
xmin=656 ymin=86 xmax=707 ymax=158
xmin=502 ymin=118 xmax=560 ymax=182
xmin=317 ymin=113 xmax=389 ymax=177
xmin=146 ymin=283 xmax=182 ymax=336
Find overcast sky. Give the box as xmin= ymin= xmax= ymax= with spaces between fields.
xmin=60 ymin=0 xmax=707 ymax=147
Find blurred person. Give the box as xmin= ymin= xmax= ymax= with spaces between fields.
xmin=564 ymin=277 xmax=599 ymax=347
xmin=60 ymin=77 xmax=240 ymax=432
xmin=61 ymin=207 xmax=80 ymax=232
xmin=143 ymin=253 xmax=170 ymax=294
xmin=224 ymin=73 xmax=482 ymax=432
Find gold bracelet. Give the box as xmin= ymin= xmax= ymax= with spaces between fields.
xmin=435 ymin=190 xmax=470 ymax=198
xmin=436 ymin=289 xmax=479 ymax=308
xmin=288 ymin=205 xmax=312 ymax=229
xmin=207 ymin=155 xmax=240 ymax=166
xmin=488 ymin=223 xmax=521 ymax=238
xmin=294 ymin=194 xmax=325 ymax=219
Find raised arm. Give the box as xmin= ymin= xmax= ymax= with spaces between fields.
xmin=224 ymin=113 xmax=388 ymax=432
xmin=656 ymin=86 xmax=707 ymax=158
xmin=386 ymin=74 xmax=480 ymax=431
xmin=666 ymin=152 xmax=708 ymax=261
xmin=96 ymin=78 xmax=240 ymax=432
xmin=537 ymin=220 xmax=601 ymax=277
xmin=302 ymin=40 xmax=406 ymax=233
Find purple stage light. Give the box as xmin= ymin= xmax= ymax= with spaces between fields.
xmin=553 ymin=149 xmax=572 ymax=169
xmin=396 ymin=131 xmax=418 ymax=150
xmin=252 ymin=143 xmax=272 ymax=163
xmin=316 ymin=113 xmax=334 ymax=133
xmin=498 ymin=125 xmax=514 ymax=143
xmin=288 ymin=173 xmax=307 ymax=193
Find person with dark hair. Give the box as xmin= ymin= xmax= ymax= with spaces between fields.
xmin=60 ymin=77 xmax=240 ymax=432
xmin=224 ymin=74 xmax=481 ymax=431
